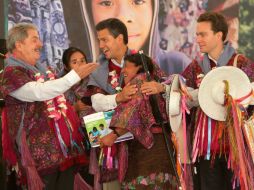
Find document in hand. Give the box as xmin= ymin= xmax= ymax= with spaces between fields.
xmin=83 ymin=110 xmax=134 ymax=147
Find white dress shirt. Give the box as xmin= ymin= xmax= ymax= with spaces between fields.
xmin=91 ymin=58 xmax=123 ymax=112
xmin=91 ymin=93 xmax=117 ymax=112
xmin=10 ymin=70 xmax=81 ymax=102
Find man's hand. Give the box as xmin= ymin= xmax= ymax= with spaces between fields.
xmin=74 ymin=100 xmax=88 ymax=112
xmin=73 ymin=62 xmax=98 ymax=79
xmin=116 ymin=83 xmax=137 ymax=103
xmin=141 ymin=81 xmax=165 ymax=95
xmin=186 ymin=87 xmax=199 ymax=109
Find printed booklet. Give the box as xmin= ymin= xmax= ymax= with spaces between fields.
xmin=83 ymin=110 xmax=134 ymax=147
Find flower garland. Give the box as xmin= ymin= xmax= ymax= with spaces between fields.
xmin=34 ymin=70 xmax=75 ymax=157
xmin=34 ymin=70 xmax=67 ymax=120
xmin=98 ymin=70 xmax=122 ymax=170
xmin=109 ymin=70 xmax=122 ymax=92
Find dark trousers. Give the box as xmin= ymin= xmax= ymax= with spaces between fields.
xmin=42 ymin=166 xmax=94 ymax=190
xmin=42 ymin=167 xmax=76 ymax=190
xmin=193 ymin=156 xmax=240 ymax=190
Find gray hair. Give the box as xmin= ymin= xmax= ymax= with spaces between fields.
xmin=7 ymin=23 xmax=38 ymax=53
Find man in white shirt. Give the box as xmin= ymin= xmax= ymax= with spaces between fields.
xmin=1 ymin=23 xmax=98 ymax=190
xmin=89 ymin=18 xmax=169 ymax=114
xmin=88 ymin=18 xmax=138 ymax=112
xmin=87 ymin=18 xmax=169 ymax=190
xmin=87 ymin=18 xmax=140 ymax=190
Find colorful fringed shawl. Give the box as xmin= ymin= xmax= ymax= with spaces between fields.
xmin=1 ymin=56 xmax=88 ymax=189
xmin=182 ymin=43 xmax=254 ymax=189
xmin=223 ymin=81 xmax=254 ymax=190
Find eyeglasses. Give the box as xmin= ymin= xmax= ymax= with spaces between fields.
xmin=70 ymin=58 xmax=87 ymax=64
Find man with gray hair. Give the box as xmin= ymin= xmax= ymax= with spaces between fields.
xmin=1 ymin=23 xmax=98 ymax=190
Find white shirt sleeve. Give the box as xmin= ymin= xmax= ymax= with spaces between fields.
xmin=91 ymin=93 xmax=117 ymax=112
xmin=10 ymin=70 xmax=81 ymax=102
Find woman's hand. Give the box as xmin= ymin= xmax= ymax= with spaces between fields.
xmin=99 ymin=132 xmax=118 ymax=147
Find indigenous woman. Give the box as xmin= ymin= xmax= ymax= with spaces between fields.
xmin=100 ymin=53 xmax=179 ymax=190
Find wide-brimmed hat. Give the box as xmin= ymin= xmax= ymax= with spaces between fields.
xmin=168 ymin=75 xmax=182 ymax=132
xmin=198 ymin=66 xmax=252 ymax=121
xmin=168 ymin=75 xmax=199 ymax=132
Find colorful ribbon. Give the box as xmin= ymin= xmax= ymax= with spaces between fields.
xmin=206 ymin=117 xmax=212 ymax=160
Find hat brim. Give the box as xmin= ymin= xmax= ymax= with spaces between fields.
xmin=169 ymin=75 xmax=182 ymax=132
xmin=199 ymin=66 xmax=252 ymax=121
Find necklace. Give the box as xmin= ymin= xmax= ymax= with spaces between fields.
xmin=34 ymin=70 xmax=67 ymax=120
xmin=109 ymin=70 xmax=122 ymax=92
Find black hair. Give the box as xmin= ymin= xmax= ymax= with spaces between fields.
xmin=62 ymin=47 xmax=87 ymax=69
xmin=124 ymin=53 xmax=154 ymax=74
xmin=95 ymin=18 xmax=128 ymax=45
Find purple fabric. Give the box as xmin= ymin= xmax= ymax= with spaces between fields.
xmin=1 ymin=65 xmax=87 ymax=178
xmin=110 ymin=73 xmax=168 ymax=183
xmin=111 ymin=73 xmax=167 ymax=148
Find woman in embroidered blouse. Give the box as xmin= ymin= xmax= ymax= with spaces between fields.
xmin=100 ymin=53 xmax=178 ymax=190
xmin=62 ymin=47 xmax=94 ymax=117
xmin=62 ymin=47 xmax=96 ymax=187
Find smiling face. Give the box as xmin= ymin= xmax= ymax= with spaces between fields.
xmin=15 ymin=29 xmax=42 ymax=66
xmin=196 ymin=21 xmax=223 ymax=55
xmin=97 ymin=28 xmax=125 ymax=60
xmin=122 ymin=60 xmax=141 ymax=84
xmin=91 ymin=0 xmax=153 ymax=51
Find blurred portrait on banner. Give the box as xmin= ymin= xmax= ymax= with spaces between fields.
xmin=64 ymin=0 xmax=206 ymax=75
xmin=2 ymin=0 xmax=253 ymax=73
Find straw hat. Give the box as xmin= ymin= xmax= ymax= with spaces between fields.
xmin=198 ymin=66 xmax=252 ymax=121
